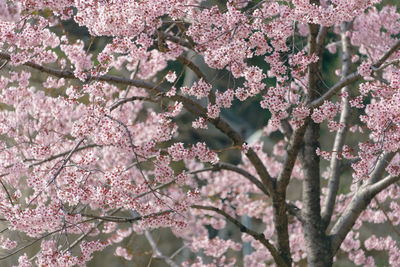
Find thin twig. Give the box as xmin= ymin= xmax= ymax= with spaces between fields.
xmin=373 ymin=196 xmax=400 ymax=237
xmin=26 ymin=144 xmax=98 ymax=167
xmin=0 ymin=179 xmax=14 ymax=206
xmin=72 ymin=210 xmax=173 ymax=223
xmin=0 ymin=218 xmax=95 ymax=261
xmin=192 ymin=204 xmax=288 ymax=267
xmin=144 ymin=230 xmax=179 ymax=267
xmin=27 ymin=138 xmax=85 ymax=207
xmin=311 ymin=39 xmax=400 ymax=107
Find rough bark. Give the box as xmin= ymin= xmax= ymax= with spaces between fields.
xmin=272 ymin=193 xmax=292 ymax=267
xmin=301 ymin=121 xmax=332 ymax=267
xmin=301 ymin=18 xmax=333 ymax=266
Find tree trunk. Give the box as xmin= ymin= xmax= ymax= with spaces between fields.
xmin=302 ymin=13 xmax=333 ymax=266
xmin=302 ymin=121 xmax=333 ymax=267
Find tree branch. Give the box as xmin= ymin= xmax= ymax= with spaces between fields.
xmin=311 ymin=39 xmax=400 ymax=108
xmin=191 ymin=204 xmax=288 ymax=267
xmin=0 ymin=179 xmax=13 ymax=206
xmin=26 ymin=144 xmax=98 ymax=167
xmin=367 ymin=174 xmax=400 ymax=196
xmin=329 ymin=173 xmax=400 ymax=253
xmin=109 ymin=96 xmax=158 ymax=111
xmin=0 ymin=218 xmax=95 ymax=261
xmin=0 ymin=51 xmax=277 ymax=199
xmin=46 ymin=138 xmax=85 ymax=186
xmin=329 ymin=148 xmax=395 ymax=252
xmin=276 ymin=120 xmax=309 ymax=193
xmin=191 ymin=163 xmax=303 ymax=222
xmin=214 ymin=162 xmax=268 ymax=195
xmin=177 ymin=56 xmax=208 ymax=83
xmin=63 ymin=209 xmax=121 ymax=254
xmin=27 ymin=138 xmax=85 ymax=207
xmin=210 ymin=117 xmax=276 ymax=195
xmin=144 ymin=230 xmax=179 ymax=267
xmin=374 ymin=196 xmax=400 ymax=237
xmin=160 ymin=31 xmax=193 ymax=50
xmin=322 ymin=22 xmax=352 ymax=228
xmin=0 ymin=51 xmax=207 ymax=118
xmin=72 ymin=210 xmax=173 ymax=223
xmin=368 ymin=152 xmax=395 ymax=184
xmin=176 ymin=55 xmax=216 ymax=105
xmin=316 ymin=26 xmax=329 ymax=55
xmin=330 ymin=157 xmax=399 ymax=254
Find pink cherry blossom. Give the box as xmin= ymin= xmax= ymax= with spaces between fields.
xmin=0 ymin=1 xmax=398 ymax=266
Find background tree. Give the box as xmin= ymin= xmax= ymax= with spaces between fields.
xmin=0 ymin=0 xmax=399 ymax=266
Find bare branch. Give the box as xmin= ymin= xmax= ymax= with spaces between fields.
xmin=368 ymin=152 xmax=395 ymax=184
xmin=177 ymin=55 xmax=216 ymax=104
xmin=63 ymin=209 xmax=121 ymax=253
xmin=373 ymin=40 xmax=400 ymax=68
xmin=330 ymin=164 xmax=399 ymax=254
xmin=311 ymin=39 xmax=400 ymax=107
xmin=329 ymin=172 xmax=400 ymax=253
xmin=374 ymin=196 xmax=400 ymax=237
xmin=329 ymin=148 xmax=395 ymax=252
xmin=46 ymin=138 xmax=84 ymax=189
xmin=190 ymin=163 xmax=303 ymax=221
xmin=109 ymin=96 xmax=158 ymax=111
xmin=177 ymin=56 xmax=208 ymax=83
xmin=191 ymin=204 xmax=288 ymax=267
xmin=367 ymin=174 xmax=400 ymax=196
xmin=170 ymin=245 xmax=186 ymax=259
xmin=0 ymin=218 xmax=95 ymax=261
xmin=310 ymin=72 xmax=360 ymax=108
xmin=210 ymin=117 xmax=275 ymax=195
xmin=27 ymin=144 xmax=98 ymax=167
xmin=214 ymin=162 xmax=268 ymax=195
xmin=322 ymin=22 xmax=352 ymax=228
xmin=73 ymin=210 xmax=173 ymax=223
xmin=0 ymin=179 xmax=13 ymax=206
xmin=160 ymin=32 xmax=193 ymax=49
xmin=277 ymin=120 xmax=309 ymax=193
xmin=145 ymin=230 xmax=179 ymax=267
xmin=27 ymin=138 xmax=85 ymax=207
xmin=0 ymin=60 xmax=8 ymax=70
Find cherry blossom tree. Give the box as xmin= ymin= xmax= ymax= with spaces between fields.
xmin=0 ymin=0 xmax=399 ymax=266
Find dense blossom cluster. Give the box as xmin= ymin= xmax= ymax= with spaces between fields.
xmin=0 ymin=0 xmax=398 ymax=266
